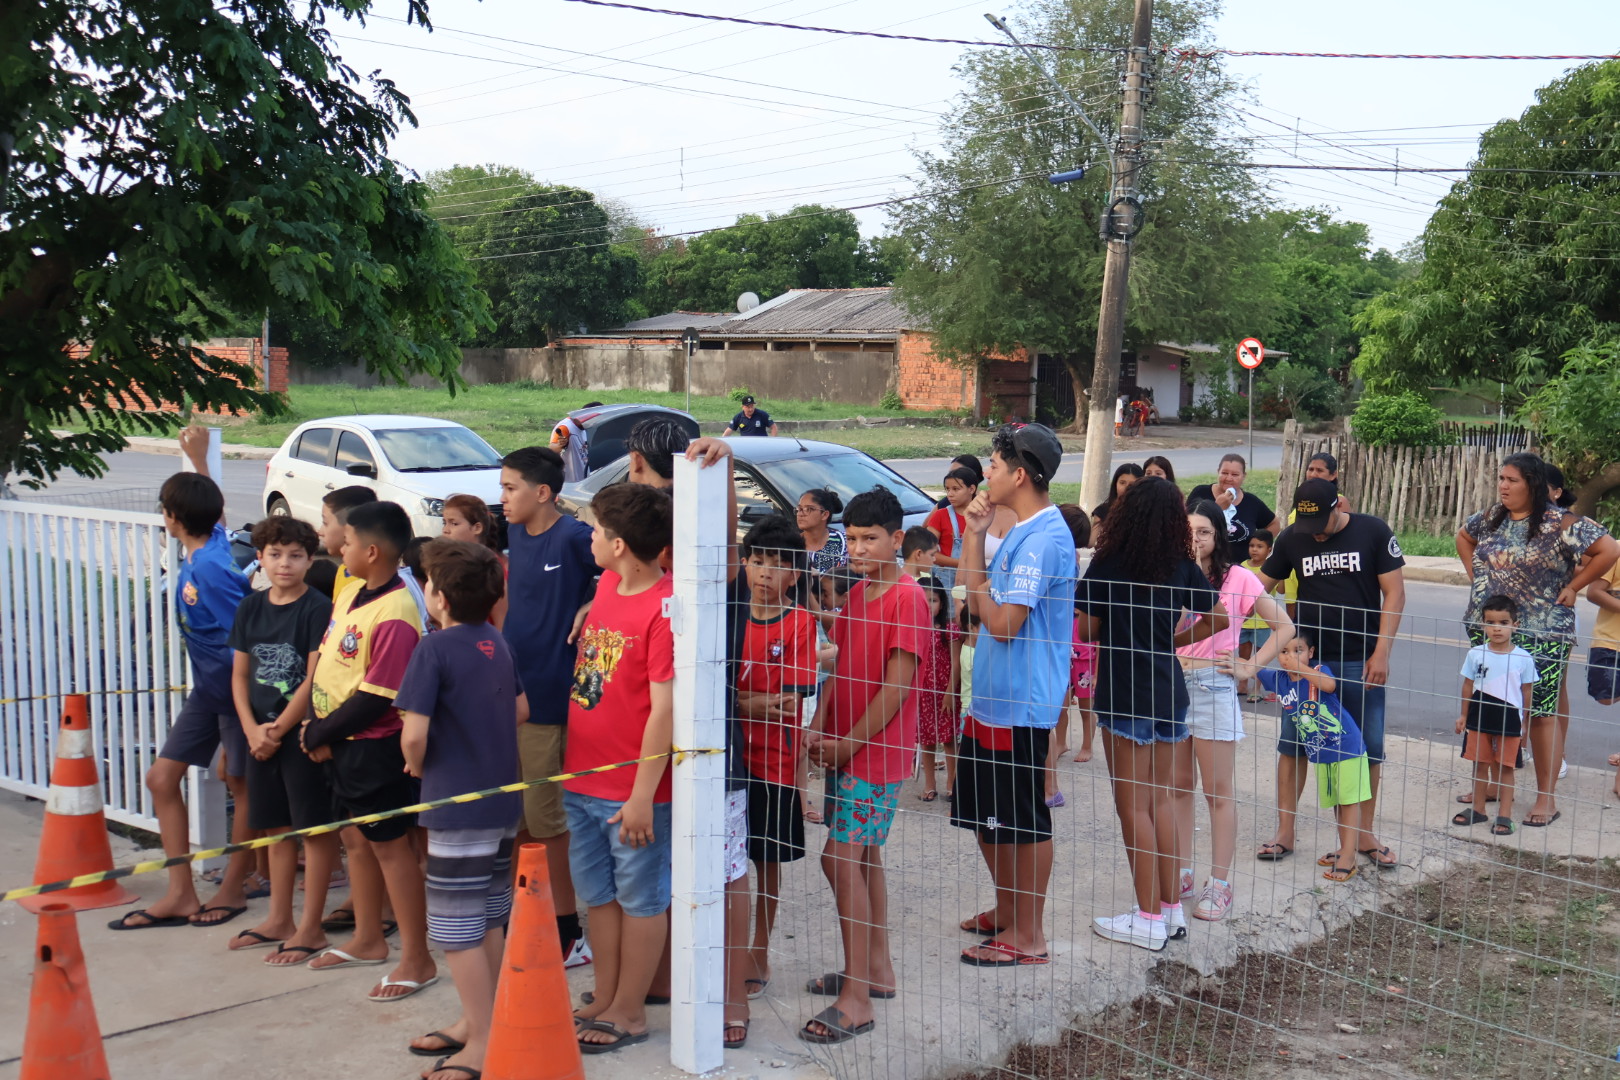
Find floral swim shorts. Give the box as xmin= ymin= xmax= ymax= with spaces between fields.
xmin=823 ymin=769 xmax=901 ymax=847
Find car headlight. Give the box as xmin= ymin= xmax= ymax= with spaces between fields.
xmin=420 ymin=498 xmax=444 ymax=517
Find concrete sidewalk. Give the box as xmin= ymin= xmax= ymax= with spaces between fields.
xmin=0 ymin=703 xmax=1614 ymax=1080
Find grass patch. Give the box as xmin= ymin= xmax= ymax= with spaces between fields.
xmin=1396 ymin=531 xmax=1460 ymax=559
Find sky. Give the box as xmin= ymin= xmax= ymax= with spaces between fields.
xmin=331 ymin=0 xmax=1620 ymax=259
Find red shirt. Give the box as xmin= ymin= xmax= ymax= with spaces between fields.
xmin=563 ymin=574 xmax=676 ymax=802
xmin=820 ymin=575 xmax=929 ymax=784
xmin=738 ymin=607 xmax=819 ymax=786
xmin=925 ymin=505 xmax=964 ymax=550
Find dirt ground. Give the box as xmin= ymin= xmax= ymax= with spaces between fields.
xmin=959 ymin=848 xmax=1620 ymax=1080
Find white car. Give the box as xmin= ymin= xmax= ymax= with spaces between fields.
xmin=261 ymin=415 xmax=505 ymax=539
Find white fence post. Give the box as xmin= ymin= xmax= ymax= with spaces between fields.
xmin=668 ymin=455 xmax=729 ymax=1075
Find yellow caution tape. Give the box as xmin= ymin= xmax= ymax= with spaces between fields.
xmin=0 ymin=686 xmax=191 ymax=706
xmin=1 ymin=747 xmax=721 ymax=905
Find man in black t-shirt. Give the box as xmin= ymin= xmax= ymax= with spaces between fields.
xmin=726 ymin=395 xmax=777 ymax=437
xmin=1251 ymin=478 xmax=1405 ymax=869
xmin=1187 ymin=453 xmax=1277 ymax=562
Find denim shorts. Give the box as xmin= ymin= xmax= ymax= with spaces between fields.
xmin=1183 ymin=667 xmax=1243 ymax=742
xmin=1279 ymin=658 xmax=1385 ymax=764
xmin=1238 ymin=625 xmax=1271 ymax=652
xmin=159 ymin=691 xmax=249 ymax=778
xmin=1589 ymin=647 xmax=1620 ymax=704
xmin=1098 ymin=705 xmax=1190 ymax=746
xmin=564 ymin=791 xmax=672 ymax=918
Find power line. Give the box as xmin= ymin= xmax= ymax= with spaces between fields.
xmin=559 ymin=0 xmax=1620 ymax=61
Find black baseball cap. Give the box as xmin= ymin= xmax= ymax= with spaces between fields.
xmin=1007 ymin=423 xmax=1063 ymax=485
xmin=741 ymin=395 xmax=756 ymax=405
xmin=1292 ymin=478 xmax=1339 ymax=532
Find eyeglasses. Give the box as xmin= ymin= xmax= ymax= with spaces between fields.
xmin=796 ymin=504 xmax=824 ymax=515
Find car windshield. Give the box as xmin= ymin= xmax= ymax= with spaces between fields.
xmin=755 ymin=453 xmax=934 ymax=519
xmin=373 ymin=427 xmax=503 ymax=472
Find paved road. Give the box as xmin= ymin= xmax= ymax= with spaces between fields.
xmin=12 ymin=449 xmax=268 ymax=525
xmin=883 ymin=440 xmax=1285 ymax=489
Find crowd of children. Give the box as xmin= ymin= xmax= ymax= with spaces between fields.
xmin=120 ymin=422 xmax=1620 ymax=1069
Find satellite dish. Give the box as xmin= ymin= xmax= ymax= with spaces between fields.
xmin=737 ymin=291 xmax=760 ymax=313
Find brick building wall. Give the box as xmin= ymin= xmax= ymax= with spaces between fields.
xmin=895 ymin=330 xmax=1033 ymax=420
xmin=69 ymin=338 xmax=288 ymax=415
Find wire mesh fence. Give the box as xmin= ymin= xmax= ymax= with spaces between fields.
xmin=671 ymin=479 xmax=1620 ymax=1080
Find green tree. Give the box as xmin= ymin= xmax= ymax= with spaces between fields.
xmin=1354 ymin=60 xmax=1620 ymax=400
xmin=640 ymin=206 xmax=897 ymax=312
xmin=1521 ymin=341 xmax=1620 ymax=518
xmin=425 ymin=165 xmax=642 ymax=345
xmin=0 ymin=0 xmax=491 ymax=489
xmin=1254 ymin=208 xmax=1411 ymax=380
xmin=890 ymin=0 xmax=1273 ymax=430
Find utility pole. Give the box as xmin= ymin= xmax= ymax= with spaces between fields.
xmin=1078 ymin=0 xmax=1153 ymax=514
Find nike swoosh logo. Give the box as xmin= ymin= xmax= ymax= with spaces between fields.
xmin=544 ymin=563 xmax=561 ymax=571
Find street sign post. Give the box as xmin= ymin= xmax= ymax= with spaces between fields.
xmin=681 ymin=327 xmax=700 ymax=413
xmin=1237 ymin=337 xmax=1265 ymax=467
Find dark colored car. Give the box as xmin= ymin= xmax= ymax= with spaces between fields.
xmin=557 ymin=436 xmax=936 ymax=534
xmin=564 ymin=404 xmax=702 ymax=475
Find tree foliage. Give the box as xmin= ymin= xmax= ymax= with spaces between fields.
xmin=424 ymin=164 xmax=642 ymax=345
xmin=1520 ymin=340 xmax=1620 ymax=516
xmin=1349 ymin=392 xmax=1446 ymax=448
xmin=0 ymin=0 xmax=490 ymax=488
xmin=890 ymin=0 xmax=1272 ymax=428
xmin=1354 ymin=60 xmax=1620 ymax=398
xmin=640 ymin=206 xmax=903 ymax=312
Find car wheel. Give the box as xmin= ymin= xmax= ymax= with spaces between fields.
xmin=267 ymin=496 xmax=291 ymax=518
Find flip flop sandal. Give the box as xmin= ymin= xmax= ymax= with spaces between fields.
xmin=368 ymin=975 xmax=440 ymax=1002
xmin=1322 ymin=865 xmax=1359 ymax=883
xmin=1255 ymin=843 xmax=1292 ymax=861
xmin=1453 ymin=809 xmax=1490 ymax=826
xmin=960 ymin=939 xmax=1050 ymax=967
xmin=265 ymin=944 xmax=324 ymax=966
xmin=806 ymin=971 xmax=896 ymax=998
xmin=919 ymin=791 xmax=939 ymax=802
xmin=577 ymin=1019 xmax=651 ymax=1054
xmin=320 ymin=908 xmax=357 ymax=932
xmin=382 ymin=919 xmax=399 ymax=937
xmin=1491 ymin=816 xmax=1515 ymax=836
xmin=229 ymin=929 xmax=285 ymax=951
xmin=1522 ymin=810 xmax=1562 ymax=827
xmin=426 ymin=1057 xmax=481 ymax=1079
xmin=724 ymin=1019 xmax=750 ymax=1049
xmin=410 ymin=1033 xmax=467 ymax=1058
xmin=307 ymin=947 xmax=387 ymax=970
xmin=745 ymin=977 xmax=769 ymax=1000
xmin=108 ymin=909 xmax=190 ymax=930
xmin=1455 ymin=792 xmax=1498 ymax=804
xmin=798 ymin=1006 xmax=874 ymax=1045
xmin=958 ymin=910 xmax=1005 ymax=935
xmin=1316 ymin=851 xmax=1341 ymax=868
xmin=188 ymin=905 xmax=248 ymax=927
xmin=243 ymin=876 xmax=272 ymax=900
xmin=1359 ymin=846 xmax=1399 ymax=869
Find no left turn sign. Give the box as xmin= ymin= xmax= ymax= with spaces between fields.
xmin=1237 ymin=337 xmax=1265 ymax=370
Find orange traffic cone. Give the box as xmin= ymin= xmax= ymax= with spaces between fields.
xmin=19 ymin=903 xmax=111 ymax=1080
xmin=19 ymin=696 xmax=135 ymax=914
xmin=484 ymin=843 xmax=585 ymax=1080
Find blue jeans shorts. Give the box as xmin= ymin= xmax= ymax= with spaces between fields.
xmin=1183 ymin=667 xmax=1243 ymax=742
xmin=1238 ymin=626 xmax=1271 ymax=653
xmin=564 ymin=791 xmax=673 ymax=918
xmin=1098 ymin=705 xmax=1190 ymax=746
xmin=1589 ymin=647 xmax=1620 ymax=704
xmin=1279 ymin=658 xmax=1385 ymax=764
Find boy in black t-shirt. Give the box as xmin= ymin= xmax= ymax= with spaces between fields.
xmin=225 ymin=517 xmax=337 ymax=962
xmin=399 ymin=539 xmax=527 ymax=1074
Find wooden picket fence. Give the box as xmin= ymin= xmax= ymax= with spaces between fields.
xmin=1276 ymin=421 xmax=1539 ymax=536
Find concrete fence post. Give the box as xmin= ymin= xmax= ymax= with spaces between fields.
xmin=668 ymin=455 xmax=729 ymax=1075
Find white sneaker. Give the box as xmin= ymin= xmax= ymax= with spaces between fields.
xmin=1163 ymin=904 xmax=1188 ymax=940
xmin=1179 ymin=868 xmax=1195 ymax=900
xmin=1092 ymin=910 xmax=1167 ymax=951
xmin=1193 ymin=880 xmax=1233 ymax=922
xmin=563 ymin=936 xmax=593 ymax=970
xmin=1559 ymin=758 xmax=1570 ymax=779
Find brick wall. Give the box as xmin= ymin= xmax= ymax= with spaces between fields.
xmin=896 ymin=330 xmax=1032 ymax=419
xmin=69 ymin=338 xmax=288 ymax=415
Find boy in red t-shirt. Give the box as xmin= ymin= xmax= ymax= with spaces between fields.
xmin=735 ymin=516 xmax=819 ymax=1000
xmin=563 ymin=483 xmax=676 ymax=1055
xmin=802 ymin=487 xmax=929 ymax=1046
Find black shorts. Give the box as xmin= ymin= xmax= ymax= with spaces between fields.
xmin=745 ymin=776 xmax=805 ymax=864
xmin=246 ymin=729 xmax=334 ymax=831
xmin=950 ymin=720 xmax=1052 ymax=845
xmin=1589 ymin=648 xmax=1620 ymax=704
xmin=327 ymin=735 xmax=419 ymax=843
